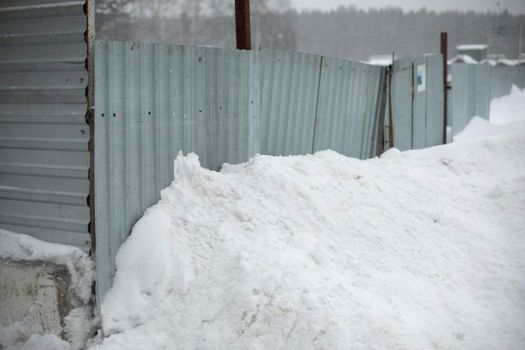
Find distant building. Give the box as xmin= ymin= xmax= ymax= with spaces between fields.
xmin=455 ymin=44 xmax=488 ymax=62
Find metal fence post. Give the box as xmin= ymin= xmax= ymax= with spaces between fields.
xmin=440 ymin=32 xmax=448 ymax=144
xmin=235 ymin=0 xmax=252 ymax=50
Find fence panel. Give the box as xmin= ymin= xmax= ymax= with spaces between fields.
xmin=449 ymin=64 xmax=490 ymax=135
xmin=259 ymin=48 xmax=321 ymax=156
xmin=0 ymin=0 xmax=90 ymax=249
xmin=313 ymin=58 xmax=385 ymax=158
xmin=412 ymin=57 xmax=427 ymax=149
xmin=94 ymin=40 xmax=259 ymax=302
xmin=388 ymin=55 xmax=444 ymax=150
xmin=390 ymin=58 xmax=414 ymax=151
xmin=490 ymin=65 xmax=525 ymax=99
xmin=425 ymin=55 xmax=445 ymax=147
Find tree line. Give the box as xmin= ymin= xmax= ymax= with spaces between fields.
xmin=96 ymin=0 xmax=525 ymax=60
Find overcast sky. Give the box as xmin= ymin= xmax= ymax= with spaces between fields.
xmin=290 ymin=0 xmax=525 ymax=14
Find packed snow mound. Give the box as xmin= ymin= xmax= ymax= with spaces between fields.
xmin=490 ymin=85 xmax=525 ymax=125
xmin=92 ymin=129 xmax=525 ymax=349
xmin=454 ymin=85 xmax=525 ymax=142
xmin=453 ymin=116 xmax=525 ymax=142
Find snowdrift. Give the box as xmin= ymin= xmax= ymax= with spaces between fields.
xmin=92 ymin=127 xmax=525 ymax=349
xmin=454 ymin=85 xmax=525 ymax=142
xmin=490 ymin=85 xmax=525 ymax=125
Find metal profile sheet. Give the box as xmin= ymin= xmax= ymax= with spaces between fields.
xmin=390 ymin=58 xmax=413 ymax=151
xmin=259 ymin=48 xmax=321 ymax=156
xmin=424 ymin=54 xmax=444 ymax=147
xmin=313 ymin=57 xmax=385 ymax=159
xmin=94 ymin=40 xmax=259 ymax=302
xmin=0 ymin=0 xmax=90 ymax=249
xmin=490 ymin=65 xmax=525 ymax=99
xmin=474 ymin=65 xmax=491 ymax=122
xmin=389 ymin=56 xmax=444 ymax=150
xmin=449 ymin=64 xmax=490 ymax=135
xmin=411 ymin=56 xmax=427 ymax=149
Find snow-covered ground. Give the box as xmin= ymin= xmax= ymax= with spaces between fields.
xmin=89 ymin=88 xmax=525 ymax=349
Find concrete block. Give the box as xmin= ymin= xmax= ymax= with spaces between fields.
xmin=0 ymin=260 xmax=71 ymax=338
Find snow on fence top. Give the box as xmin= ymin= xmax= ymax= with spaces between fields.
xmin=456 ymin=44 xmax=488 ymax=50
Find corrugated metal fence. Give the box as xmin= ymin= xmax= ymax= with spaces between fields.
xmin=1 ymin=2 xmax=523 ymax=309
xmin=449 ymin=64 xmax=491 ymax=135
xmin=259 ymin=48 xmax=320 ymax=156
xmin=94 ymin=41 xmax=260 ymax=301
xmin=0 ymin=0 xmax=90 ymax=249
xmin=2 ymin=12 xmax=520 ymax=304
xmin=312 ymin=56 xmax=385 ymax=158
xmin=386 ymin=55 xmax=444 ymax=151
xmin=259 ymin=48 xmax=385 ymax=158
xmin=448 ymin=63 xmax=525 ymax=136
xmin=94 ymin=41 xmax=387 ymax=301
xmin=490 ymin=65 xmax=525 ymax=99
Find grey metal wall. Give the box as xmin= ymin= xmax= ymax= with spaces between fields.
xmin=424 ymin=55 xmax=445 ymax=147
xmin=389 ymin=58 xmax=413 ymax=151
xmin=449 ymin=64 xmax=491 ymax=135
xmin=0 ymin=0 xmax=90 ymax=249
xmin=259 ymin=48 xmax=321 ymax=156
xmin=388 ymin=55 xmax=444 ymax=151
xmin=259 ymin=49 xmax=386 ymax=159
xmin=95 ymin=41 xmax=388 ymax=303
xmin=490 ymin=65 xmax=525 ymax=99
xmin=313 ymin=57 xmax=385 ymax=159
xmin=94 ymin=40 xmax=259 ymax=302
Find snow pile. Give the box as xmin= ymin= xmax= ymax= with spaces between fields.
xmin=454 ymin=85 xmax=525 ymax=142
xmin=92 ymin=127 xmax=525 ymax=349
xmin=453 ymin=116 xmax=525 ymax=142
xmin=0 ymin=331 xmax=71 ymax=350
xmin=0 ymin=229 xmax=97 ymax=350
xmin=490 ymin=85 xmax=525 ymax=125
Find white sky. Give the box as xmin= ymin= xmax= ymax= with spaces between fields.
xmin=291 ymin=0 xmax=525 ymax=14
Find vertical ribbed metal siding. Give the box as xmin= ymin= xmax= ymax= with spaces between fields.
xmin=390 ymin=58 xmax=414 ymax=151
xmin=424 ymin=55 xmax=444 ymax=147
xmin=94 ymin=40 xmax=259 ymax=302
xmin=411 ymin=56 xmax=427 ymax=149
xmin=449 ymin=64 xmax=490 ymax=135
xmin=313 ymin=58 xmax=385 ymax=159
xmin=490 ymin=65 xmax=525 ymax=99
xmin=389 ymin=55 xmax=444 ymax=150
xmin=259 ymin=48 xmax=321 ymax=156
xmin=95 ymin=43 xmax=389 ymax=302
xmin=0 ymin=0 xmax=90 ymax=249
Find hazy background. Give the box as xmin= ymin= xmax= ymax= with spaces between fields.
xmin=96 ymin=0 xmax=525 ymax=61
xmin=291 ymin=0 xmax=525 ymax=14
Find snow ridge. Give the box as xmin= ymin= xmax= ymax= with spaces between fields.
xmin=94 ymin=131 xmax=525 ymax=349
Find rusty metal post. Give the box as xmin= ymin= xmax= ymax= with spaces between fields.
xmin=235 ymin=0 xmax=251 ymax=50
xmin=440 ymin=32 xmax=448 ymax=144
